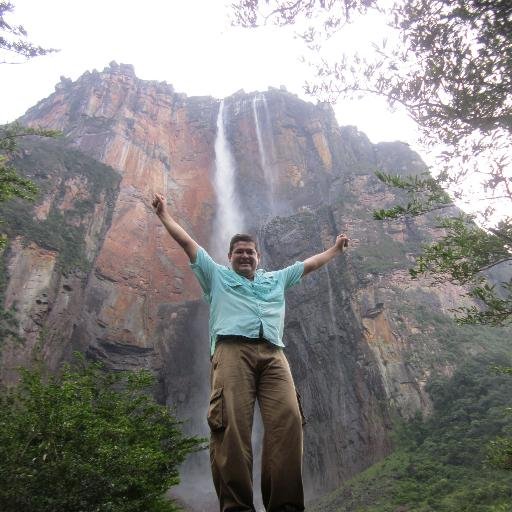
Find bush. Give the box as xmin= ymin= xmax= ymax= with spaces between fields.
xmin=0 ymin=357 xmax=204 ymax=512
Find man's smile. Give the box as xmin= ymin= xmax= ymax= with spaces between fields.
xmin=229 ymin=241 xmax=260 ymax=279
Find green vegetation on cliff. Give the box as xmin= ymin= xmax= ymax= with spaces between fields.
xmin=351 ymin=231 xmax=419 ymax=277
xmin=0 ymin=137 xmax=120 ymax=273
xmin=0 ymin=127 xmax=60 ymax=350
xmin=0 ymin=123 xmax=60 ymax=249
xmin=309 ymin=354 xmax=512 ymax=512
xmin=0 ymin=252 xmax=20 ymax=347
xmin=396 ymin=302 xmax=510 ymax=367
xmin=0 ymin=137 xmax=120 ymax=351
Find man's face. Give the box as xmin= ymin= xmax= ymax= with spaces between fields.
xmin=229 ymin=241 xmax=259 ymax=279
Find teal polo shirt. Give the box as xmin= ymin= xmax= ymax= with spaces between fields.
xmin=190 ymin=247 xmax=304 ymax=356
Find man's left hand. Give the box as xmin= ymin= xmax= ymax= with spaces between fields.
xmin=335 ymin=234 xmax=349 ymax=252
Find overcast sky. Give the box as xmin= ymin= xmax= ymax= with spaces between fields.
xmin=1 ymin=0 xmax=423 ymax=152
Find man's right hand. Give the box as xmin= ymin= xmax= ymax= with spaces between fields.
xmin=152 ymin=193 xmax=166 ymax=218
xmin=152 ymin=191 xmax=199 ymax=262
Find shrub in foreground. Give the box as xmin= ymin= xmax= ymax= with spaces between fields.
xmin=0 ymin=358 xmax=203 ymax=512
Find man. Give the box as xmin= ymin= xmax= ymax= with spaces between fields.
xmin=152 ymin=193 xmax=349 ymax=512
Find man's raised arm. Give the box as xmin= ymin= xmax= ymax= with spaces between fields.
xmin=152 ymin=193 xmax=199 ymax=263
xmin=303 ymin=234 xmax=349 ymax=276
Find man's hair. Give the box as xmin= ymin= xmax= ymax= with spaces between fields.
xmin=229 ymin=234 xmax=258 ymax=255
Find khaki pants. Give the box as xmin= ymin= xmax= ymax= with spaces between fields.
xmin=208 ymin=339 xmax=305 ymax=512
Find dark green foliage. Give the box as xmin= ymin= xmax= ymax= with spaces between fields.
xmin=413 ymin=355 xmax=512 ymax=464
xmin=397 ymin=303 xmax=510 ymax=368
xmin=2 ymin=206 xmax=89 ymax=270
xmin=0 ymin=124 xmax=61 ymax=249
xmin=454 ymin=280 xmax=512 ymax=327
xmin=487 ymin=366 xmax=512 ymax=471
xmin=0 ymin=2 xmax=57 ymax=63
xmin=410 ymin=217 xmax=511 ymax=284
xmin=0 ymin=305 xmax=21 ymax=344
xmin=0 ymin=156 xmax=37 ymax=203
xmin=12 ymin=136 xmax=120 ymax=202
xmin=493 ymin=366 xmax=512 ymax=376
xmin=0 ymin=123 xmax=60 ymax=154
xmin=488 ymin=436 xmax=512 ymax=471
xmin=310 ymin=354 xmax=512 ymax=512
xmin=0 ymin=357 xmax=204 ymax=512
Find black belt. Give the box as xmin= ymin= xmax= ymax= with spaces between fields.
xmin=217 ymin=334 xmax=267 ymax=343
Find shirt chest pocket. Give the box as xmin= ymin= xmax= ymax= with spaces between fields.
xmin=221 ymin=275 xmax=246 ymax=297
xmin=218 ymin=273 xmax=281 ymax=301
xmin=255 ymin=275 xmax=281 ymax=300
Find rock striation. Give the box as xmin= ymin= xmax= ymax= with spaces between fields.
xmin=0 ymin=62 xmax=504 ymax=509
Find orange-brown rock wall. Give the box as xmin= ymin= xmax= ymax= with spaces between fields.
xmin=23 ymin=65 xmax=220 ymax=364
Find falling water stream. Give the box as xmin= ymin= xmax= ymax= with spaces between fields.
xmin=252 ymin=93 xmax=277 ymax=215
xmin=211 ymin=99 xmax=245 ymax=260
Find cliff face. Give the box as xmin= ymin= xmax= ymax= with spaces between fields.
xmin=1 ymin=62 xmax=501 ymax=508
xmin=0 ymin=139 xmax=120 ymax=381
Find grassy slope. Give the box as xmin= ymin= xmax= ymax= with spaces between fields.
xmin=310 ymin=450 xmax=512 ymax=512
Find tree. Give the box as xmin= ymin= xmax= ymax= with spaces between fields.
xmin=487 ymin=365 xmax=512 ymax=471
xmin=307 ymin=353 xmax=512 ymax=511
xmin=231 ymin=0 xmax=512 ymax=325
xmin=232 ymin=1 xmax=511 ymax=168
xmin=0 ymin=123 xmax=60 ymax=244
xmin=0 ymin=1 xmax=57 ymax=64
xmin=396 ymin=354 xmax=512 ymax=507
xmin=0 ymin=357 xmax=204 ymax=512
xmin=0 ymin=0 xmax=60 ymax=248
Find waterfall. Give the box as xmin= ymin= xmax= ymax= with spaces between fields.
xmin=211 ymin=100 xmax=245 ymax=261
xmin=252 ymin=93 xmax=277 ymax=214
